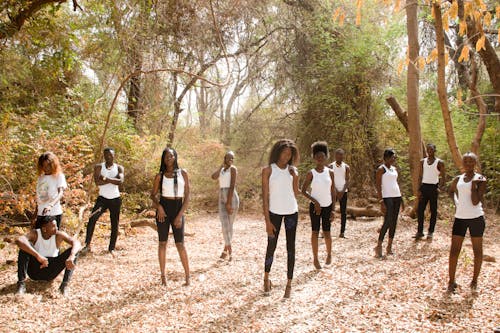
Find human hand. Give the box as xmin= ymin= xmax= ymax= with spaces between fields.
xmin=157 ymin=206 xmax=166 ymax=223
xmin=266 ymin=222 xmax=276 ymax=237
xmin=37 ymin=255 xmax=49 ymax=269
xmin=65 ymin=258 xmax=76 ymax=270
xmin=225 ymin=202 xmax=233 ymax=215
xmin=42 ymin=205 xmax=53 ymax=215
xmin=173 ymin=216 xmax=183 ymax=229
xmin=380 ymin=201 xmax=386 ymax=215
xmin=314 ymin=201 xmax=321 ymax=215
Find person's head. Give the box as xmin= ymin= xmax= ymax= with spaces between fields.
xmin=160 ymin=148 xmax=179 ymax=173
xmin=223 ymin=151 xmax=235 ymax=167
xmin=462 ymin=152 xmax=477 ymax=173
xmin=383 ymin=148 xmax=397 ymax=165
xmin=426 ymin=143 xmax=436 ymax=158
xmin=37 ymin=152 xmax=62 ymax=176
xmin=269 ymin=139 xmax=299 ymax=166
xmin=103 ymin=148 xmax=115 ymax=165
xmin=39 ymin=215 xmax=58 ymax=236
xmin=334 ymin=148 xmax=345 ymax=163
xmin=311 ymin=141 xmax=328 ymax=167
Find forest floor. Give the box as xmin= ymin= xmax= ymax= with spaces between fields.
xmin=0 ymin=211 xmax=498 ymax=332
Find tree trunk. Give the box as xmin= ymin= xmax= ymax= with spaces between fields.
xmin=126 ymin=49 xmax=143 ymax=125
xmin=405 ymin=0 xmax=423 ymax=198
xmin=433 ymin=3 xmax=462 ymax=169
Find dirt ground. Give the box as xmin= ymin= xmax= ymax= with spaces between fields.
xmin=0 ymin=212 xmax=498 ymax=332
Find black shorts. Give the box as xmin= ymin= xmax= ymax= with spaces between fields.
xmin=309 ymin=203 xmax=332 ymax=232
xmin=156 ymin=198 xmax=185 ymax=243
xmin=452 ymin=216 xmax=485 ymax=237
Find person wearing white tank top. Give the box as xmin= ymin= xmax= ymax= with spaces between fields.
xmin=447 ymin=152 xmax=487 ymax=293
xmin=414 ymin=144 xmax=446 ymax=240
xmin=329 ymin=148 xmax=351 ymax=238
xmin=211 ymin=151 xmax=240 ymax=260
xmin=301 ymin=142 xmax=336 ymax=270
xmin=82 ymin=148 xmax=124 ymax=255
xmin=374 ymin=149 xmax=404 ymax=258
xmin=151 ymin=148 xmax=190 ymax=286
xmin=15 ymin=215 xmax=81 ymax=296
xmin=262 ymin=139 xmax=299 ymax=298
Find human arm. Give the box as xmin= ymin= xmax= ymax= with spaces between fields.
xmin=471 ymin=175 xmax=487 ymax=206
xmin=57 ymin=231 xmax=81 ymax=270
xmin=225 ymin=167 xmax=237 ymax=215
xmin=262 ymin=166 xmax=275 ymax=236
xmin=341 ymin=165 xmax=350 ymax=193
xmin=301 ymin=171 xmax=321 ymax=215
xmin=211 ymin=165 xmax=223 ymax=180
xmin=417 ymin=159 xmax=424 ymax=199
xmin=375 ymin=166 xmax=385 ymax=214
xmin=290 ymin=166 xmax=300 ymax=197
xmin=329 ymin=169 xmax=336 ymax=221
xmin=104 ymin=165 xmax=124 ymax=186
xmin=150 ymin=174 xmax=166 ymax=222
xmin=173 ymin=170 xmax=190 ymax=228
xmin=438 ymin=160 xmax=446 ymax=190
xmin=15 ymin=230 xmax=48 ymax=268
xmin=448 ymin=176 xmax=459 ymax=202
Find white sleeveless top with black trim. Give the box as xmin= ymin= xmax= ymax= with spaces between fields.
xmin=269 ymin=164 xmax=298 ymax=215
xmin=162 ymin=170 xmax=185 ymax=198
xmin=422 ymin=158 xmax=440 ymax=185
xmin=34 ymin=229 xmax=59 ymax=257
xmin=310 ymin=168 xmax=333 ymax=207
xmin=381 ymin=165 xmax=401 ymax=198
xmin=99 ymin=163 xmax=120 ymax=199
xmin=454 ymin=173 xmax=484 ymax=219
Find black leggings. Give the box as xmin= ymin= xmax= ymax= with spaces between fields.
xmin=17 ymin=248 xmax=78 ymax=283
xmin=378 ymin=197 xmax=401 ymax=242
xmin=85 ymin=196 xmax=121 ymax=251
xmin=338 ymin=193 xmax=348 ymax=234
xmin=156 ymin=198 xmax=185 ymax=243
xmin=417 ymin=183 xmax=438 ymax=234
xmin=264 ymin=212 xmax=298 ymax=280
xmin=309 ymin=203 xmax=332 ymax=232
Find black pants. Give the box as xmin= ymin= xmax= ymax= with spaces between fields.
xmin=417 ymin=183 xmax=438 ymax=234
xmin=378 ymin=197 xmax=401 ymax=242
xmin=156 ymin=198 xmax=185 ymax=243
xmin=85 ymin=196 xmax=121 ymax=251
xmin=309 ymin=203 xmax=332 ymax=232
xmin=264 ymin=212 xmax=298 ymax=280
xmin=35 ymin=214 xmax=62 ymax=229
xmin=17 ymin=248 xmax=77 ymax=283
xmin=337 ymin=192 xmax=348 ymax=234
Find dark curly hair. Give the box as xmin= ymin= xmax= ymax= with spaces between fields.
xmin=311 ymin=141 xmax=329 ymax=158
xmin=268 ymin=139 xmax=299 ymax=166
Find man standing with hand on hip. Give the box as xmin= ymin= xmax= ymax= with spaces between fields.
xmin=82 ymin=148 xmax=124 ymax=255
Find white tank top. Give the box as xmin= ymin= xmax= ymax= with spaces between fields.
xmin=381 ymin=165 xmax=401 ymax=198
xmin=162 ymin=170 xmax=185 ymax=198
xmin=269 ymin=164 xmax=298 ymax=215
xmin=310 ymin=168 xmax=333 ymax=207
xmin=331 ymin=161 xmax=348 ymax=192
xmin=422 ymin=158 xmax=440 ymax=185
xmin=99 ymin=163 xmax=121 ymax=199
xmin=454 ymin=174 xmax=484 ymax=219
xmin=219 ymin=167 xmax=232 ymax=188
xmin=34 ymin=229 xmax=59 ymax=257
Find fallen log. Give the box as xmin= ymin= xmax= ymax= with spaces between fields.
xmin=335 ymin=205 xmax=383 ymax=219
xmin=127 ymin=218 xmax=194 ymax=237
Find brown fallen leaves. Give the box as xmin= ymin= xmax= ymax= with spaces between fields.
xmin=0 ymin=212 xmax=498 ymax=332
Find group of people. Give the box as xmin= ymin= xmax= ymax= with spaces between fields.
xmin=14 ymin=140 xmax=487 ymax=298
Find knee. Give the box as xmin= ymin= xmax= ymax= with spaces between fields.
xmin=311 ymin=231 xmax=320 ymax=238
xmin=175 ymin=242 xmax=185 ymax=252
xmin=158 ymin=241 xmax=167 ymax=250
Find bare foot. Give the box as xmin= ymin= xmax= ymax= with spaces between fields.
xmin=161 ymin=275 xmax=166 ymax=286
xmin=313 ymin=259 xmax=322 ymax=270
xmin=325 ymin=255 xmax=332 ymax=265
xmin=374 ymin=245 xmax=382 ymax=258
xmin=283 ymin=284 xmax=291 ymax=298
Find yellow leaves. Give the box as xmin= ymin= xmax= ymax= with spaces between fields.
xmin=498 ymin=28 xmax=500 ymax=43
xmin=449 ymin=1 xmax=458 ymax=20
xmin=475 ymin=35 xmax=485 ymax=51
xmin=497 ymin=5 xmax=500 ymax=19
xmin=458 ymin=45 xmax=470 ymax=62
xmin=427 ymin=48 xmax=438 ymax=64
xmin=394 ymin=0 xmax=400 ymax=12
xmin=397 ymin=60 xmax=405 ymax=75
xmin=418 ymin=57 xmax=426 ymax=71
xmin=457 ymin=88 xmax=463 ymax=107
xmin=442 ymin=12 xmax=449 ymax=31
xmin=458 ymin=20 xmax=467 ymax=36
xmin=483 ymin=12 xmax=492 ymax=27
xmin=464 ymin=2 xmax=473 ymax=18
xmin=445 ymin=51 xmax=449 ymax=66
xmin=356 ymin=0 xmax=362 ymax=26
xmin=332 ymin=7 xmax=345 ymax=26
xmin=332 ymin=7 xmax=341 ymax=22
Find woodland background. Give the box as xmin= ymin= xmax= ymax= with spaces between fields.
xmin=0 ymin=0 xmax=499 ymax=228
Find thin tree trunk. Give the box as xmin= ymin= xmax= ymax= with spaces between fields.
xmin=433 ymin=2 xmax=462 ymax=169
xmin=406 ymin=0 xmax=423 ymax=198
xmin=127 ymin=49 xmax=143 ymax=125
